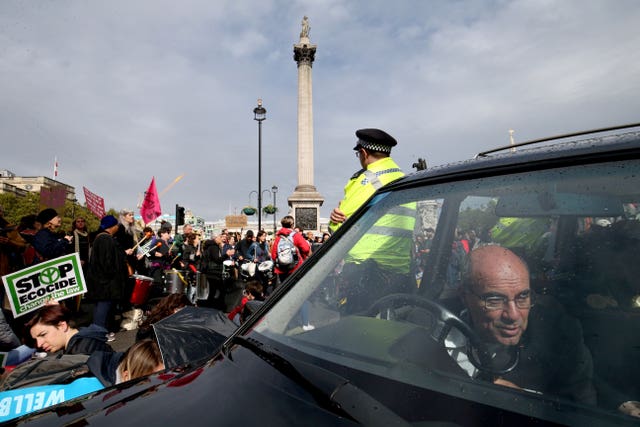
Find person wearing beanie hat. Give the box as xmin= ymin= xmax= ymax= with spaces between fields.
xmin=32 ymin=208 xmax=72 ymax=262
xmin=329 ymin=128 xmax=405 ymax=233
xmin=99 ymin=215 xmax=119 ymax=230
xmin=36 ymin=208 xmax=59 ymax=227
xmin=86 ymin=214 xmax=129 ymax=334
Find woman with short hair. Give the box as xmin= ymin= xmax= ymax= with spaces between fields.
xmin=26 ymin=304 xmax=113 ymax=355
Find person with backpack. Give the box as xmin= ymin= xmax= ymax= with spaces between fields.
xmin=271 ymin=216 xmax=313 ymax=330
xmin=271 ymin=216 xmax=310 ymax=284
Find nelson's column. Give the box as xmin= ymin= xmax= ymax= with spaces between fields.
xmin=288 ymin=16 xmax=324 ymax=232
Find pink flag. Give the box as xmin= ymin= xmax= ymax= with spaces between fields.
xmin=83 ymin=186 xmax=106 ymax=218
xmin=140 ymin=177 xmax=162 ymax=224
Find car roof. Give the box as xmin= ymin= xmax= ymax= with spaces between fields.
xmin=394 ymin=127 xmax=640 ymax=190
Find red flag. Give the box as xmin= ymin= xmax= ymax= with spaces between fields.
xmin=53 ymin=157 xmax=58 ymax=178
xmin=140 ymin=177 xmax=162 ymax=224
xmin=83 ymin=186 xmax=106 ymax=218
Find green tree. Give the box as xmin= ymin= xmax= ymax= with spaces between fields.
xmin=0 ymin=193 xmax=39 ymax=225
xmin=0 ymin=192 xmax=114 ymax=232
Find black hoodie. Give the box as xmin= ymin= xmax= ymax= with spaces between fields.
xmin=65 ymin=324 xmax=114 ymax=355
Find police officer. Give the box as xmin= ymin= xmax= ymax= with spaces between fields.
xmin=329 ymin=129 xmax=416 ymax=313
xmin=329 ymin=128 xmax=405 ymax=233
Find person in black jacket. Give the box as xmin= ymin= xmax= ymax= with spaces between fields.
xmin=32 ymin=208 xmax=73 ymax=262
xmin=200 ymin=234 xmax=226 ymax=311
xmin=26 ymin=303 xmax=113 ymax=355
xmin=86 ymin=215 xmax=129 ymax=334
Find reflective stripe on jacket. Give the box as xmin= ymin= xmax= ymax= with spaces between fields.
xmin=329 ymin=157 xmax=404 ymax=233
xmin=345 ymin=202 xmax=416 ymax=274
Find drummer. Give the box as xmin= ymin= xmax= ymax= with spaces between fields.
xmin=250 ymin=231 xmax=273 ymax=290
xmin=134 ymin=226 xmax=155 ymax=276
xmin=179 ymin=232 xmax=201 ymax=273
xmin=147 ymin=226 xmax=174 ymax=289
xmin=248 ymin=230 xmax=271 ymax=263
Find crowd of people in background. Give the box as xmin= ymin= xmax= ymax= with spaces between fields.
xmin=0 ymin=202 xmax=331 ymax=398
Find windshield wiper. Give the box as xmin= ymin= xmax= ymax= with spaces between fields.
xmin=225 ymin=336 xmax=410 ymax=427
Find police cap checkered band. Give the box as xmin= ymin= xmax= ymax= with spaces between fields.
xmin=353 ymin=128 xmax=397 ymax=153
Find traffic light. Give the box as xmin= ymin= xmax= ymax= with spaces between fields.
xmin=176 ymin=204 xmax=185 ymax=226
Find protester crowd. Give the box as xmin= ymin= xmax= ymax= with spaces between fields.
xmin=0 ymin=201 xmax=329 ymax=413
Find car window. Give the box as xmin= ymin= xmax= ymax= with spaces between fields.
xmin=254 ymin=158 xmax=640 ymax=425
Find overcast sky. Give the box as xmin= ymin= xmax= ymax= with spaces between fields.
xmin=1 ymin=0 xmax=639 ymax=223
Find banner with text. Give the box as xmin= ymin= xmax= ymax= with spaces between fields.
xmin=82 ymin=186 xmax=106 ymax=218
xmin=1 ymin=254 xmax=87 ymax=318
xmin=0 ymin=377 xmax=103 ymax=422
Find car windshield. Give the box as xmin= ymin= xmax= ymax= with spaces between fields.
xmin=252 ymin=157 xmax=640 ymax=426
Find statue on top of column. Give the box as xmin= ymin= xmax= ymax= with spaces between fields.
xmin=300 ymin=16 xmax=310 ymax=38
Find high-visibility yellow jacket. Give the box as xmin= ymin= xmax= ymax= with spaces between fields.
xmin=345 ymin=202 xmax=416 ymax=274
xmin=329 ymin=157 xmax=405 ymax=233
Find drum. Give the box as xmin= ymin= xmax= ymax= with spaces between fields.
xmin=164 ymin=270 xmax=187 ymax=294
xmin=196 ymin=272 xmax=210 ymax=301
xmin=241 ymin=262 xmax=256 ymax=278
xmin=130 ymin=274 xmax=154 ymax=305
xmin=258 ymin=260 xmax=274 ymax=281
xmin=258 ymin=260 xmax=273 ymax=272
xmin=222 ymin=259 xmax=235 ymax=280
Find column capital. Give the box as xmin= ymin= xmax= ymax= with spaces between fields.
xmin=293 ymin=43 xmax=317 ymax=67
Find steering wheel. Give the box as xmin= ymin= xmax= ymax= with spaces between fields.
xmin=365 ymin=293 xmax=519 ymax=376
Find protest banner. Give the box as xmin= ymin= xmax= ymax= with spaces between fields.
xmin=39 ymin=185 xmax=66 ymax=210
xmin=1 ymin=254 xmax=86 ymax=318
xmin=82 ymin=186 xmax=106 ymax=218
xmin=0 ymin=377 xmax=103 ymax=422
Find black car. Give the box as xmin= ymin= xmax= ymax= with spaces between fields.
xmin=11 ymin=124 xmax=640 ymax=426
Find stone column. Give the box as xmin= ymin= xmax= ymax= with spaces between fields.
xmin=295 ymin=38 xmax=315 ymax=191
xmin=288 ymin=17 xmax=324 ymax=232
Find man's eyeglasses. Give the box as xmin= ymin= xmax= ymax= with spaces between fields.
xmin=354 ymin=150 xmax=361 ymax=158
xmin=467 ymin=288 xmax=533 ymax=311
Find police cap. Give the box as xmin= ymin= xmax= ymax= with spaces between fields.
xmin=353 ymin=128 xmax=397 ymax=154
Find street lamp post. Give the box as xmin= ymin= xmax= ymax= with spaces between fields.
xmin=253 ymin=99 xmax=266 ymax=232
xmin=271 ymin=185 xmax=278 ymax=234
